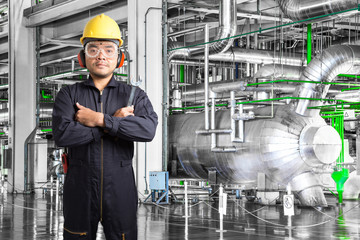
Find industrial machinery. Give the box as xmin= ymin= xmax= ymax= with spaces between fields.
xmin=0 ymin=0 xmax=359 ymax=209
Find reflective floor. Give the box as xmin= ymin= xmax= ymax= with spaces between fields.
xmin=1 ymin=193 xmax=360 ymax=239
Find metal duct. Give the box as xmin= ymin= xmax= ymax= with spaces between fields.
xmin=254 ymin=64 xmax=304 ymax=80
xmin=168 ymin=41 xmax=191 ymax=61
xmin=169 ymin=105 xmax=342 ymax=206
xmin=168 ymin=0 xmax=237 ymax=60
xmin=278 ymin=0 xmax=358 ymax=21
xmin=181 ymin=80 xmax=296 ymax=97
xmin=335 ymin=91 xmax=360 ymax=102
xmin=293 ymin=45 xmax=360 ymax=115
xmin=191 ymin=0 xmax=237 ymax=55
xmin=195 ymin=48 xmax=306 ymax=66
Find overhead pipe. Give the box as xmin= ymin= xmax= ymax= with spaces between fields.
xmin=169 ymin=0 xmax=237 ymax=60
xmin=254 ymin=64 xmax=304 ymax=80
xmin=181 ymin=80 xmax=296 ymax=97
xmin=192 ymin=0 xmax=237 ymax=55
xmin=193 ymin=48 xmax=306 ymax=66
xmin=293 ymin=45 xmax=360 ymax=116
xmin=277 ymin=0 xmax=359 ymax=22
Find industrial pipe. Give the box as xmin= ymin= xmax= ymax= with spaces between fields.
xmin=277 ymin=0 xmax=359 ymax=21
xmin=169 ymin=105 xmax=342 ymax=206
xmin=293 ymin=45 xmax=360 ymax=115
xmin=169 ymin=0 xmax=237 ymax=60
xmin=193 ymin=48 xmax=306 ymax=66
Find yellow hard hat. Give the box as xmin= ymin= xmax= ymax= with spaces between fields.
xmin=80 ymin=14 xmax=123 ymax=46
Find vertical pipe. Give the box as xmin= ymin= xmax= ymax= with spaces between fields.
xmin=218 ymin=183 xmax=224 ymax=231
xmin=254 ymin=19 xmax=259 ymax=73
xmin=180 ymin=65 xmax=184 ymax=83
xmin=204 ymin=24 xmax=210 ymax=130
xmin=210 ymin=92 xmax=216 ymax=149
xmin=357 ymin=128 xmax=360 ymax=175
xmin=162 ymin=0 xmax=168 ymax=171
xmin=50 ymin=175 xmax=53 ymax=198
xmin=238 ymin=104 xmax=244 ymax=141
xmin=246 ymin=20 xmax=251 ymax=77
xmin=212 ymin=67 xmax=217 ymax=82
xmin=230 ymin=91 xmax=235 ymax=142
xmin=184 ymin=180 xmax=188 ymax=218
xmin=55 ymin=177 xmax=59 ymax=211
xmin=307 ymin=24 xmax=312 ymax=64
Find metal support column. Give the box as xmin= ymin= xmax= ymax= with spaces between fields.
xmin=8 ymin=0 xmax=36 ymax=192
xmin=128 ymin=0 xmax=163 ymax=196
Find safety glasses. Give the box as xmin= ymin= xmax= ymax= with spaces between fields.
xmin=85 ymin=41 xmax=119 ymax=59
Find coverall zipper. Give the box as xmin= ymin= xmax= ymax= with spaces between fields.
xmin=100 ymin=90 xmax=104 ymax=222
xmin=64 ymin=227 xmax=87 ymax=236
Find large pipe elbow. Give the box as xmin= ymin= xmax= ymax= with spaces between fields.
xmin=293 ymin=45 xmax=360 ymax=115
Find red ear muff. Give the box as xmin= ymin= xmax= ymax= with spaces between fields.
xmin=117 ymin=50 xmax=125 ymax=68
xmin=78 ymin=50 xmax=86 ymax=68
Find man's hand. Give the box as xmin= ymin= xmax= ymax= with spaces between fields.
xmin=75 ymin=102 xmax=105 ymax=127
xmin=113 ymin=106 xmax=134 ymax=118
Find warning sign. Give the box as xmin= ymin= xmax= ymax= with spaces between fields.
xmin=344 ymin=110 xmax=355 ymax=120
xmin=283 ymin=194 xmax=294 ymax=216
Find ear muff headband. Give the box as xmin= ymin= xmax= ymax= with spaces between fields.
xmin=117 ymin=49 xmax=125 ymax=68
xmin=78 ymin=49 xmax=125 ymax=69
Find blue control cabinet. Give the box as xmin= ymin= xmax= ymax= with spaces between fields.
xmin=145 ymin=171 xmax=169 ymax=204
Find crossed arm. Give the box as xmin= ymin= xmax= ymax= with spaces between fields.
xmin=52 ymin=87 xmax=158 ymax=147
xmin=75 ymin=102 xmax=134 ymax=127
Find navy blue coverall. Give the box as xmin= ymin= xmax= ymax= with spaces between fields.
xmin=52 ymin=76 xmax=158 ymax=240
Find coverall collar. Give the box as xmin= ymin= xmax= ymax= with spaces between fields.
xmin=84 ymin=75 xmax=117 ymax=89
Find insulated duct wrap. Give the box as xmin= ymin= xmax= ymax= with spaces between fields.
xmin=278 ymin=0 xmax=358 ymax=21
xmin=254 ymin=64 xmax=304 ymax=80
xmin=192 ymin=0 xmax=237 ymax=55
xmin=293 ymin=45 xmax=360 ymax=115
xmin=169 ymin=105 xmax=342 ymax=206
xmin=196 ymin=48 xmax=306 ymax=66
xmin=168 ymin=0 xmax=237 ymax=60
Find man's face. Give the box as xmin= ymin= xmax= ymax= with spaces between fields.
xmin=84 ymin=41 xmax=119 ymax=79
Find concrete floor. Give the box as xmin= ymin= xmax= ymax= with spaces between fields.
xmin=0 ymin=192 xmax=360 ymax=239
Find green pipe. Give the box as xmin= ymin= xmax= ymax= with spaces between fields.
xmin=114 ymin=73 xmax=128 ymax=77
xmin=168 ymin=7 xmax=359 ymax=52
xmin=41 ymin=129 xmax=52 ymax=132
xmin=338 ymin=74 xmax=360 ymax=79
xmin=322 ymin=114 xmax=346 ymax=118
xmin=307 ymin=24 xmax=312 ymax=64
xmin=41 ymin=90 xmax=52 ymax=99
xmin=309 ymin=101 xmax=360 ymax=110
xmin=179 ymin=65 xmax=184 ymax=83
xmin=323 ymin=112 xmax=349 ymax=204
xmin=341 ymin=87 xmax=360 ymax=92
xmin=246 ymin=79 xmax=360 ymax=87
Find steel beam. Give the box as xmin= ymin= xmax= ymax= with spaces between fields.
xmin=24 ymin=0 xmax=119 ymax=27
xmin=40 ymin=3 xmax=128 ymax=42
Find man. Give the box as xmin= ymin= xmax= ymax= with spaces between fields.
xmin=52 ymin=14 xmax=158 ymax=240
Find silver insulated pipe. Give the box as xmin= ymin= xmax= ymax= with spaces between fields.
xmin=191 ymin=0 xmax=237 ymax=55
xmin=169 ymin=105 xmax=342 ymax=206
xmin=195 ymin=48 xmax=306 ymax=66
xmin=293 ymin=45 xmax=360 ymax=115
xmin=278 ymin=0 xmax=358 ymax=21
xmin=168 ymin=0 xmax=237 ymax=60
xmin=254 ymin=64 xmax=304 ymax=80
